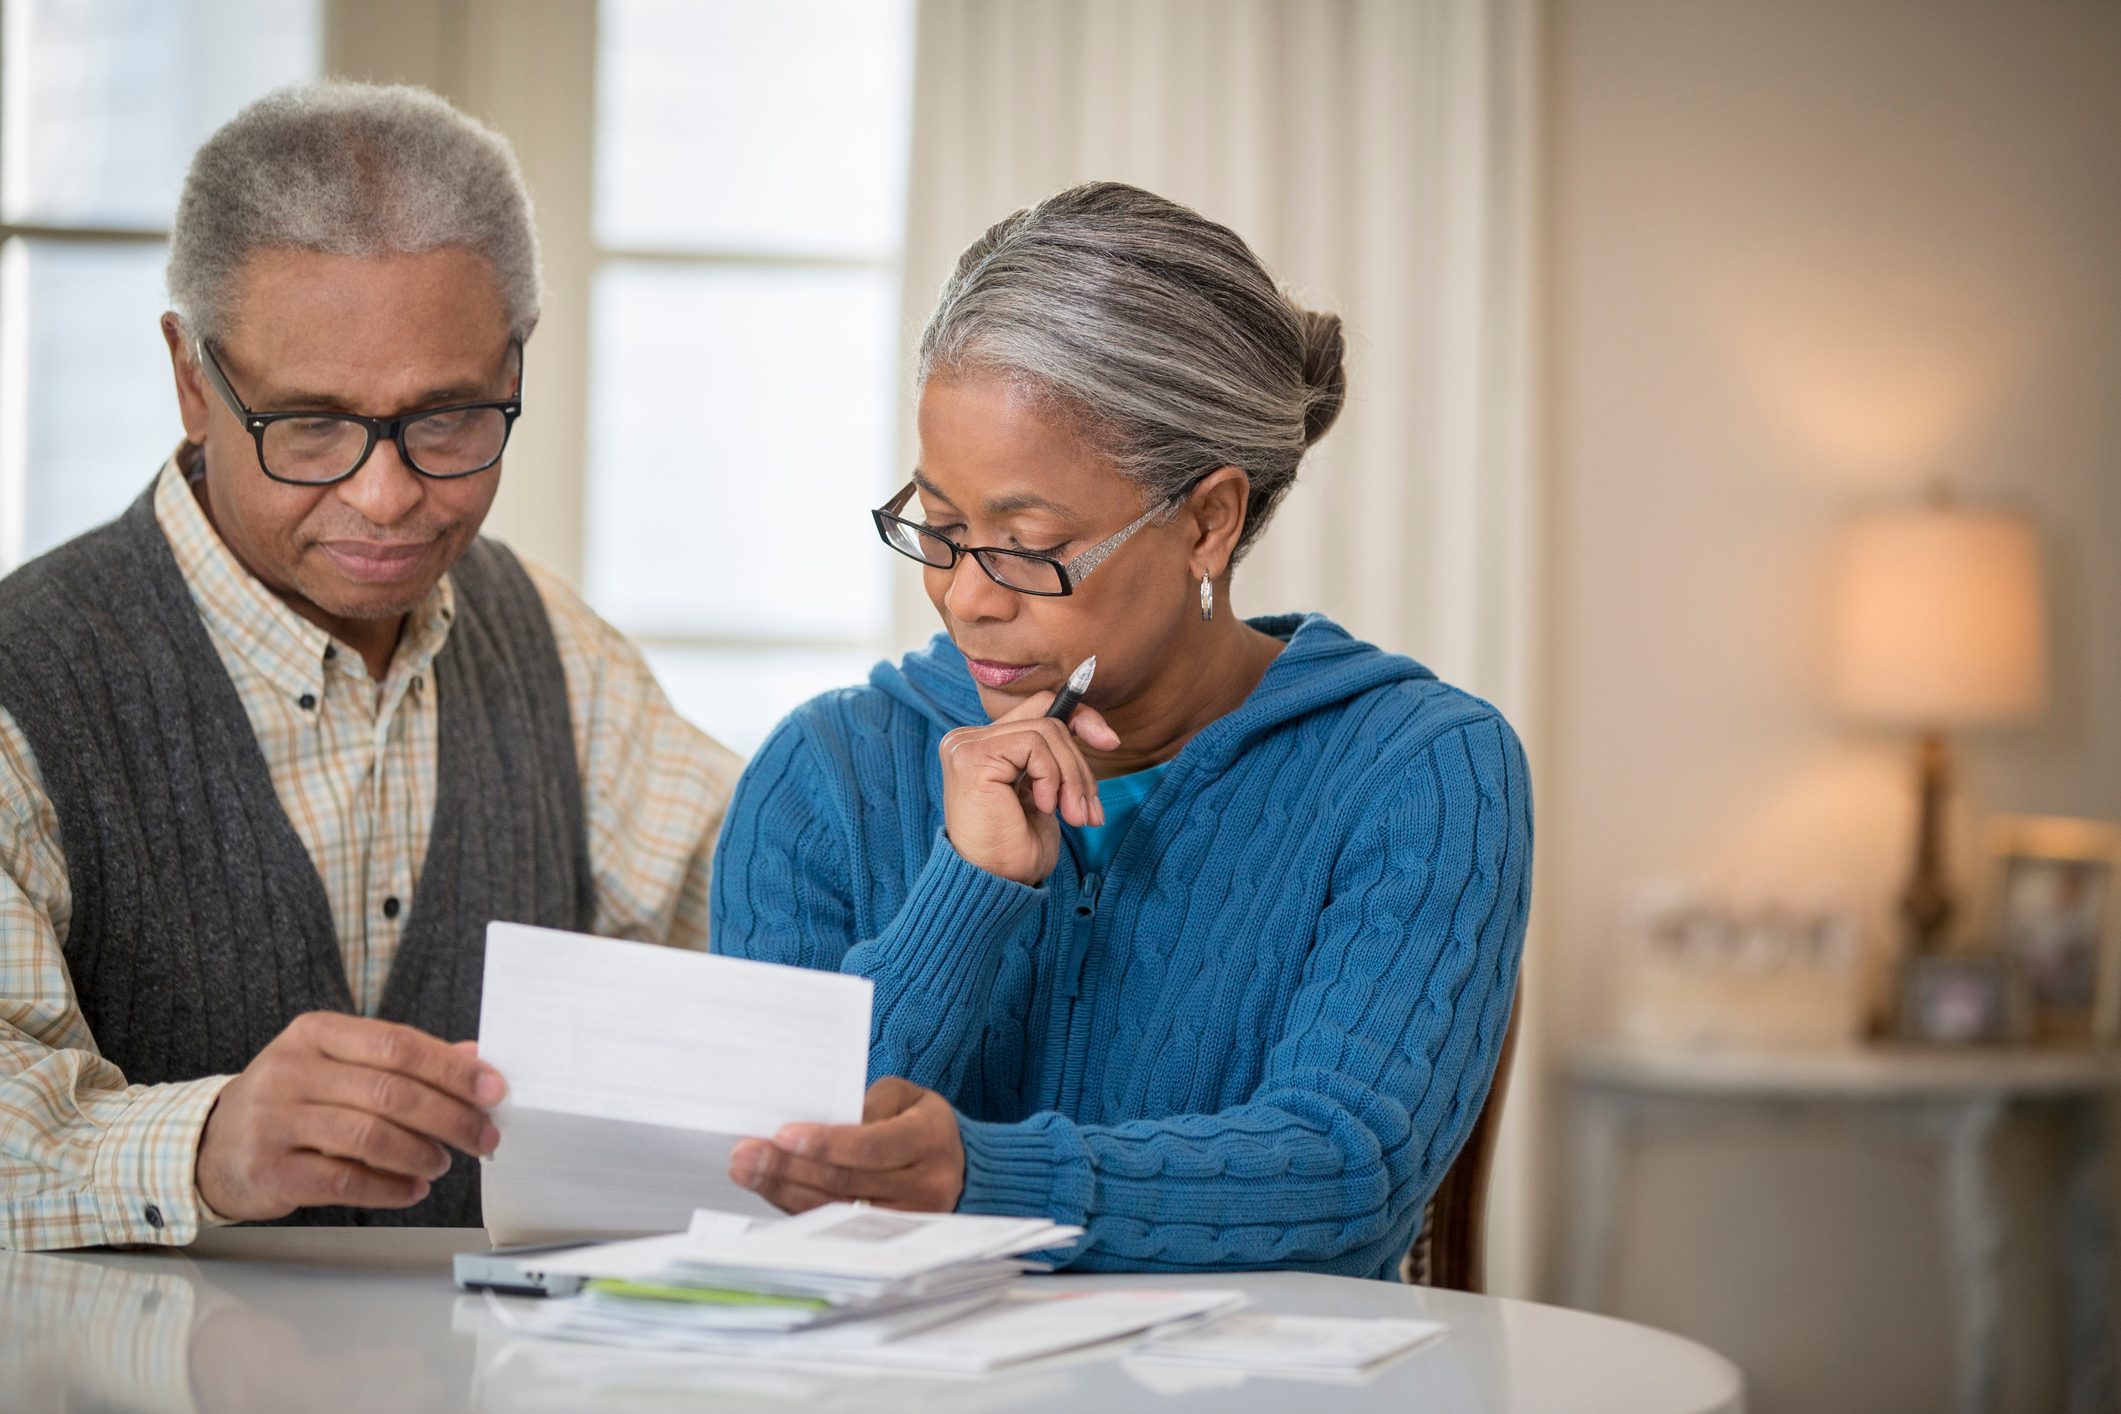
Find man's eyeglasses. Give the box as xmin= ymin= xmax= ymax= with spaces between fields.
xmin=196 ymin=340 xmax=524 ymax=486
xmin=872 ymin=480 xmax=1172 ymax=596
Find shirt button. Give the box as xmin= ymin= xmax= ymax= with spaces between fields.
xmin=382 ymin=896 xmax=402 ymax=920
xmin=143 ymin=1203 xmax=164 ymax=1230
xmin=412 ymin=674 xmax=425 ymax=693
xmin=298 ymin=693 xmax=317 ymax=710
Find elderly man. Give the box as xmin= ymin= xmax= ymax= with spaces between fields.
xmin=0 ymin=82 xmax=740 ymax=1247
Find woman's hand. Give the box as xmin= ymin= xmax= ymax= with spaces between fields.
xmin=939 ymin=690 xmax=1121 ymax=885
xmin=729 ymin=1078 xmax=965 ymax=1213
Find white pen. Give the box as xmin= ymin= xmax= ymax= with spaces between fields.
xmin=1044 ymin=655 xmax=1097 ymax=722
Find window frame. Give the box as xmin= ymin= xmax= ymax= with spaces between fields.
xmin=0 ymin=225 xmax=170 ymax=572
xmin=579 ymin=0 xmax=918 ymax=665
xmin=0 ymin=0 xmax=324 ymax=573
xmin=0 ymin=0 xmax=926 ymax=685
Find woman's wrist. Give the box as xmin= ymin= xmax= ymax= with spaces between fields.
xmin=853 ymin=829 xmax=1044 ymax=970
xmin=942 ymin=826 xmax=1050 ymax=887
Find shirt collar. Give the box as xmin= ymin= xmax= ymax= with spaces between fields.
xmin=152 ymin=450 xmax=458 ymax=703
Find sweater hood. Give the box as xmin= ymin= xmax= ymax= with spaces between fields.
xmin=868 ymin=613 xmax=1437 ymax=767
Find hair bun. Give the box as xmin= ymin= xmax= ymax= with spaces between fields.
xmin=1294 ymin=307 xmax=1347 ymax=447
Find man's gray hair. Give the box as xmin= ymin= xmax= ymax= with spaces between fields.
xmin=167 ymin=80 xmax=540 ymax=347
xmin=917 ymin=181 xmax=1346 ymax=564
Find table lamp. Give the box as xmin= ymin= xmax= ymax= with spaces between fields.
xmin=1827 ymin=498 xmax=2048 ymax=954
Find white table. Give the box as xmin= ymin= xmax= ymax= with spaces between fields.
xmin=0 ymin=1227 xmax=1742 ymax=1413
xmin=1562 ymin=1043 xmax=2121 ymax=1414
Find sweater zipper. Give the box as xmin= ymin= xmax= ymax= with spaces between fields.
xmin=1064 ymin=870 xmax=1101 ymax=997
xmin=1053 ymin=867 xmax=1101 ymax=1113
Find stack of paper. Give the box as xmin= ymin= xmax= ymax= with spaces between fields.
xmin=1127 ymin=1313 xmax=1448 ymax=1381
xmin=531 ymin=1205 xmax=1076 ymax=1342
xmin=492 ymin=1205 xmax=1246 ymax=1373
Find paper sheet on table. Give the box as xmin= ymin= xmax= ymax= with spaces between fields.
xmin=477 ymin=923 xmax=873 ymax=1245
xmin=1128 ymin=1312 xmax=1448 ymax=1374
xmin=489 ymin=1285 xmax=1248 ymax=1373
xmin=809 ymin=1287 xmax=1249 ymax=1372
xmin=529 ymin=1204 xmax=1080 ymax=1284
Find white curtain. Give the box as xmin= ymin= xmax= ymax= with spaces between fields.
xmin=900 ymin=0 xmax=1546 ymax=1296
xmin=900 ymin=0 xmax=1538 ymax=712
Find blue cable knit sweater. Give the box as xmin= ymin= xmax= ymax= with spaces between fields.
xmin=710 ymin=613 xmax=1532 ymax=1280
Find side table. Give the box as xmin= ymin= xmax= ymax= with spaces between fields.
xmin=1561 ymin=1043 xmax=2121 ymax=1414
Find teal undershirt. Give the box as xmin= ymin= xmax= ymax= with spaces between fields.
xmin=1065 ymin=763 xmax=1169 ymax=876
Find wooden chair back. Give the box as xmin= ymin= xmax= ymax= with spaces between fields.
xmin=1401 ymin=985 xmax=1523 ymax=1292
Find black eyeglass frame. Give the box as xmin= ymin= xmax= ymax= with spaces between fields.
xmin=871 ymin=479 xmax=1179 ymax=597
xmin=195 ymin=338 xmax=525 ymax=486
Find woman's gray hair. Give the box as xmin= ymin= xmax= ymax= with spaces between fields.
xmin=167 ymin=81 xmax=540 ymax=347
xmin=917 ymin=181 xmax=1346 ymax=564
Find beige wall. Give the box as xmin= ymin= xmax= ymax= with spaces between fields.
xmin=1540 ymin=2 xmax=2121 ymax=1409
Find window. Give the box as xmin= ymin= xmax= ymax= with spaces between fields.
xmin=586 ymin=0 xmax=916 ymax=752
xmin=0 ymin=0 xmax=322 ymax=570
xmin=2 ymin=0 xmax=923 ymax=755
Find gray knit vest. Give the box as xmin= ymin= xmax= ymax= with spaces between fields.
xmin=0 ymin=486 xmax=594 ymax=1227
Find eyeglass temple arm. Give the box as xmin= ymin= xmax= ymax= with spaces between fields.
xmin=1063 ymin=497 xmax=1172 ymax=581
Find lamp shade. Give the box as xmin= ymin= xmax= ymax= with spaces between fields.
xmin=1827 ymin=505 xmax=2048 ymax=728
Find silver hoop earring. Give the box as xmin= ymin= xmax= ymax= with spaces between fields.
xmin=1199 ymin=573 xmax=1214 ymax=622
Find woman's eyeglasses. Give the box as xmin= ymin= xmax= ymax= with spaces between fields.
xmin=871 ymin=480 xmax=1172 ymax=596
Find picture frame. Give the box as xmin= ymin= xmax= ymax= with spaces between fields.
xmin=1895 ymin=954 xmax=2023 ymax=1045
xmin=1979 ymin=816 xmax=2121 ymax=1044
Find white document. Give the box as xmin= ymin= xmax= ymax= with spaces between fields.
xmin=1129 ymin=1313 xmax=1448 ymax=1373
xmin=807 ymin=1287 xmax=1248 ymax=1372
xmin=530 ymin=1205 xmax=1078 ymax=1286
xmin=665 ymin=1203 xmax=1082 ymax=1282
xmin=491 ymin=1285 xmax=1247 ymax=1373
xmin=477 ymin=923 xmax=873 ymax=1245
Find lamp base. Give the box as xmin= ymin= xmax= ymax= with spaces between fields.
xmin=1901 ymin=730 xmax=1955 ymax=955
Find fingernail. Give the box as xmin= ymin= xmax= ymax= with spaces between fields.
xmin=411 ymin=1180 xmax=431 ymax=1201
xmin=480 ymin=1123 xmax=501 ymax=1155
xmin=776 ymin=1125 xmax=817 ymax=1157
xmin=729 ymin=1140 xmax=762 ymax=1187
xmin=475 ymin=1068 xmax=506 ymax=1105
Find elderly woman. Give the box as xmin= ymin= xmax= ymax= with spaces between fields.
xmin=716 ymin=182 xmax=1529 ymax=1280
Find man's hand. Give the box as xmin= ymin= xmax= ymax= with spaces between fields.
xmin=195 ymin=1013 xmax=505 ymax=1221
xmin=728 ymin=1077 xmax=964 ymax=1214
